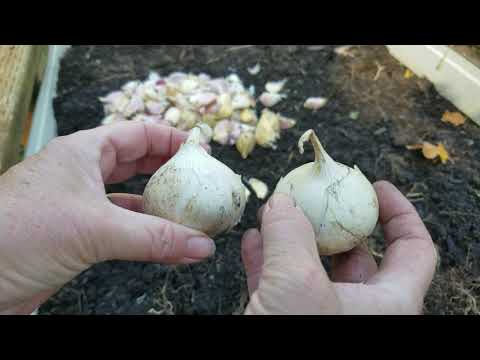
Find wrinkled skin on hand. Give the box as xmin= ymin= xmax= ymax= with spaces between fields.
xmin=241 ymin=182 xmax=438 ymax=315
xmin=0 ymin=122 xmax=215 ymax=315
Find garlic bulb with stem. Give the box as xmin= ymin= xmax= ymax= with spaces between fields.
xmin=143 ymin=125 xmax=247 ymax=238
xmin=274 ymin=129 xmax=379 ymax=256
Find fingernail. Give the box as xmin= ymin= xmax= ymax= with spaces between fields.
xmin=267 ymin=193 xmax=295 ymax=209
xmin=186 ymin=237 xmax=216 ymax=259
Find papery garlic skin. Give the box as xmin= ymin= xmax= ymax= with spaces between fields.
xmin=275 ymin=130 xmax=379 ymax=256
xmin=143 ymin=126 xmax=246 ymax=238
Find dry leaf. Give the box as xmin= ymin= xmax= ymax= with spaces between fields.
xmin=441 ymin=111 xmax=466 ymax=127
xmin=407 ymin=142 xmax=450 ymax=164
xmin=406 ymin=144 xmax=424 ymax=150
xmin=437 ymin=144 xmax=449 ymax=164
xmin=404 ymin=69 xmax=414 ymax=79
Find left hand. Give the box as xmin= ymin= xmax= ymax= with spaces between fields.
xmin=0 ymin=122 xmax=216 ymax=315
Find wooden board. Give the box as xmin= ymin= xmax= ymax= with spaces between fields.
xmin=0 ymin=45 xmax=48 ymax=174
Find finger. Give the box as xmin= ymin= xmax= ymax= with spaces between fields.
xmin=241 ymin=229 xmax=263 ymax=294
xmin=331 ymin=242 xmax=378 ymax=283
xmin=93 ymin=204 xmax=216 ymax=265
xmin=0 ymin=289 xmax=56 ymax=315
xmin=257 ymin=204 xmax=266 ymax=225
xmin=74 ymin=122 xmax=210 ymax=183
xmin=107 ymin=193 xmax=144 ymax=213
xmin=260 ymin=194 xmax=328 ymax=280
xmin=367 ymin=181 xmax=438 ymax=299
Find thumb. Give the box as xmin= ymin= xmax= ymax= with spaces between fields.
xmin=245 ymin=194 xmax=336 ymax=314
xmin=260 ymin=194 xmax=327 ymax=278
xmin=93 ymin=203 xmax=216 ymax=265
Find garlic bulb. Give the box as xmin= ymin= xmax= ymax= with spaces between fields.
xmin=274 ymin=130 xmax=379 ymax=256
xmin=143 ymin=126 xmax=247 ymax=238
xmin=304 ymin=97 xmax=328 ymax=111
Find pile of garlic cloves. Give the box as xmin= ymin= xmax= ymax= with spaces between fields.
xmin=99 ymin=71 xmax=297 ymax=159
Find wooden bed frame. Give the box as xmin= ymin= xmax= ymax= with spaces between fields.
xmin=0 ymin=45 xmax=48 ymax=174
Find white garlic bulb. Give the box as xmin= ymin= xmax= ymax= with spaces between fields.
xmin=275 ymin=129 xmax=379 ymax=256
xmin=143 ymin=126 xmax=247 ymax=238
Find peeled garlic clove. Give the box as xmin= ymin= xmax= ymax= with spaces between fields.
xmin=244 ymin=186 xmax=252 ymax=203
xmin=265 ymin=79 xmax=287 ymax=94
xmin=236 ymin=131 xmax=256 ymax=159
xmin=166 ymin=85 xmax=179 ymax=101
xmin=278 ymin=115 xmax=297 ymax=129
xmin=164 ymin=107 xmax=181 ymax=126
xmin=274 ymin=129 xmax=379 ymax=256
xmin=255 ymin=110 xmax=280 ymax=148
xmin=145 ymin=101 xmax=167 ymax=115
xmin=213 ymin=120 xmax=241 ymax=146
xmin=122 ymin=81 xmax=141 ymax=96
xmin=259 ymin=92 xmax=286 ymax=108
xmin=173 ymin=93 xmax=192 ymax=110
xmin=179 ymin=110 xmax=200 ymax=130
xmin=100 ymin=91 xmax=130 ymax=115
xmin=189 ymin=92 xmax=217 ymax=108
xmin=202 ymin=113 xmax=219 ymax=128
xmin=232 ymin=92 xmax=255 ymax=110
xmin=143 ymin=126 xmax=247 ymax=238
xmin=229 ymin=122 xmax=243 ymax=145
xmin=248 ymin=64 xmax=261 ymax=75
xmin=180 ymin=77 xmax=200 ymax=93
xmin=208 ymin=79 xmax=229 ymax=94
xmin=248 ymin=178 xmax=269 ymax=200
xmin=213 ymin=120 xmax=231 ymax=145
xmin=147 ymin=72 xmax=162 ymax=83
xmin=239 ymin=109 xmax=258 ymax=124
xmin=304 ymin=97 xmax=328 ymax=111
xmin=226 ymin=74 xmax=242 ymax=84
xmin=143 ymin=85 xmax=160 ymax=101
xmin=198 ymin=73 xmax=211 ymax=83
xmin=216 ymin=93 xmax=233 ymax=119
xmin=227 ymin=75 xmax=247 ymax=94
xmin=167 ymin=72 xmax=188 ymax=85
xmin=124 ymin=94 xmax=145 ymax=117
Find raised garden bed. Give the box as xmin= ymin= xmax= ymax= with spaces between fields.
xmin=0 ymin=45 xmax=47 ymax=174
xmin=36 ymin=45 xmax=480 ymax=315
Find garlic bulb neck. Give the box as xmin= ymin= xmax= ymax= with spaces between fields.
xmin=186 ymin=123 xmax=212 ymax=146
xmin=298 ymin=129 xmax=333 ymax=165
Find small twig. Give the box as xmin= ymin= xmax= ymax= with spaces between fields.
xmin=373 ymin=61 xmax=385 ymax=81
xmin=440 ymin=211 xmax=480 ymax=218
xmin=227 ymin=45 xmax=254 ymax=52
xmin=370 ymin=248 xmax=384 ymax=259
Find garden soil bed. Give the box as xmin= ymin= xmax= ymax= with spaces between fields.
xmin=40 ymin=45 xmax=480 ymax=315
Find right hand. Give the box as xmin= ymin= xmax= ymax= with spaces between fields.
xmin=241 ymin=181 xmax=438 ymax=315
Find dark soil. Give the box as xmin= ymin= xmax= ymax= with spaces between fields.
xmin=41 ymin=45 xmax=480 ymax=315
